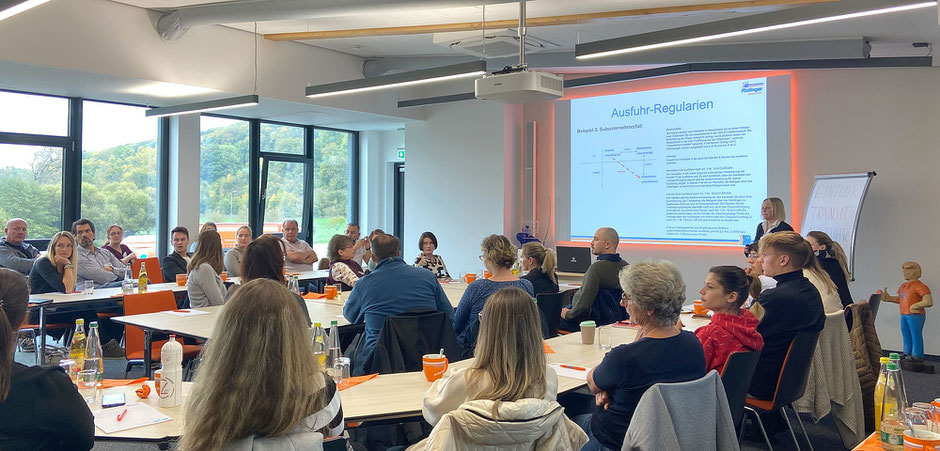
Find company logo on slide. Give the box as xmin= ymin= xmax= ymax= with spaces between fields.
xmin=741 ymin=81 xmax=764 ymax=95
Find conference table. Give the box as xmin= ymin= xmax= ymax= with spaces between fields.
xmin=93 ymin=312 xmax=711 ymax=442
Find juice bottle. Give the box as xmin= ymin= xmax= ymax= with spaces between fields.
xmin=68 ymin=319 xmax=86 ymax=370
xmin=874 ymin=356 xmax=890 ymax=431
xmin=138 ymin=261 xmax=149 ymax=293
xmin=880 ymin=363 xmax=907 ymax=451
xmin=311 ymin=322 xmax=327 ymax=367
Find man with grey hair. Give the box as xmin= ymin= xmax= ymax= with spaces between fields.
xmin=0 ymin=218 xmax=40 ymax=276
xmin=560 ymin=227 xmax=628 ymax=331
xmin=281 ymin=219 xmax=318 ymax=273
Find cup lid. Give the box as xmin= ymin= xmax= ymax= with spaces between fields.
xmin=580 ymin=320 xmax=596 ymax=327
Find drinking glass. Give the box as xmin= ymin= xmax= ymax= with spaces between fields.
xmin=58 ymin=359 xmax=77 ymax=384
xmin=333 ymin=284 xmax=343 ymax=300
xmin=83 ymin=280 xmax=94 ymax=295
xmin=333 ymin=357 xmax=351 ymax=384
xmin=597 ymin=325 xmax=613 ymax=350
xmin=77 ymin=370 xmax=97 ymax=403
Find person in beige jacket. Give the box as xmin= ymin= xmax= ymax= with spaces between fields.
xmin=409 ymin=287 xmax=587 ymax=450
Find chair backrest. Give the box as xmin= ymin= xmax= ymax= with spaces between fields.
xmin=368 ymin=309 xmax=462 ymax=374
xmin=720 ymin=350 xmax=762 ymax=429
xmin=770 ymin=329 xmax=821 ymax=408
xmin=123 ymin=291 xmax=178 ymax=358
xmin=868 ymin=293 xmax=882 ymax=319
xmin=536 ymin=292 xmax=564 ymax=338
xmin=591 ymin=287 xmax=627 ymax=326
xmin=133 ymin=257 xmax=165 ymax=284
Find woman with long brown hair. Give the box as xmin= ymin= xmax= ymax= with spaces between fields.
xmin=238 ymin=235 xmax=311 ymax=326
xmin=178 ymin=279 xmax=343 ymax=450
xmin=806 ymin=230 xmax=854 ymax=308
xmin=186 ymin=230 xmax=227 ymax=308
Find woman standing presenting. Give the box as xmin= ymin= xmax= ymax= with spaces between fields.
xmin=754 ymin=197 xmax=794 ymax=243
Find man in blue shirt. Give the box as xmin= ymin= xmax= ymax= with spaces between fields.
xmin=343 ymin=233 xmax=454 ymax=374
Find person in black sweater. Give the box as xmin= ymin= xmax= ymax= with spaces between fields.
xmin=0 ymin=268 xmax=94 ymax=450
xmin=753 ymin=197 xmax=794 ymax=243
xmin=806 ymin=231 xmax=854 ymax=308
xmin=751 ymin=232 xmax=825 ymax=400
xmin=520 ymin=242 xmax=560 ymax=296
xmin=162 ymin=226 xmax=192 ymax=283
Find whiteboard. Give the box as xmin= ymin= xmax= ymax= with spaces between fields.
xmin=801 ymin=172 xmax=875 ymax=279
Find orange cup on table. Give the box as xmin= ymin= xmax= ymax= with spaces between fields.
xmin=483 ymin=270 xmax=492 ymax=279
xmin=220 ymin=272 xmax=228 ymax=282
xmin=422 ymin=353 xmax=448 ymax=382
xmin=464 ymin=273 xmax=477 ymax=283
xmin=175 ymin=274 xmax=187 ymax=286
xmin=693 ymin=299 xmax=708 ymax=316
xmin=324 ymin=285 xmax=337 ymax=300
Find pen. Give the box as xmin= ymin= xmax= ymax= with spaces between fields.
xmin=560 ymin=364 xmax=586 ymax=371
xmin=116 ymin=407 xmax=128 ymax=422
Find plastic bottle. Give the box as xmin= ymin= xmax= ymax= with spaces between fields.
xmin=83 ymin=321 xmax=104 ymax=385
xmin=68 ymin=319 xmax=86 ymax=370
xmin=880 ymin=363 xmax=908 ymax=450
xmin=122 ymin=264 xmax=135 ymax=295
xmin=158 ymin=335 xmax=183 ymax=408
xmin=138 ymin=261 xmax=149 ymax=293
xmin=327 ymin=320 xmax=342 ymax=370
xmin=311 ymin=322 xmax=327 ymax=367
xmin=874 ymin=356 xmax=891 ymax=431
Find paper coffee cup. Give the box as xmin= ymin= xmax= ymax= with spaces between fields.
xmin=580 ymin=320 xmax=596 ymax=344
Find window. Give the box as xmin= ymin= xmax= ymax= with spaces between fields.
xmin=0 ymin=91 xmax=68 ymax=136
xmin=0 ymin=144 xmax=63 ymax=240
xmin=313 ymin=129 xmax=353 ymax=245
xmin=263 ymin=160 xmax=307 ymax=231
xmin=200 ymin=116 xmax=250 ymax=248
xmin=81 ymin=101 xmax=158 ymax=257
xmin=261 ymin=122 xmax=304 ymax=155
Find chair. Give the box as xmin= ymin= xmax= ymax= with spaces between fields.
xmin=536 ymin=292 xmax=564 ymax=338
xmin=122 ymin=291 xmax=202 ymax=377
xmin=17 ymin=321 xmax=73 ymax=366
xmin=867 ymin=293 xmax=882 ymax=319
xmin=133 ymin=257 xmax=165 ymax=284
xmin=743 ymin=330 xmax=821 ymax=451
xmin=720 ymin=350 xmax=762 ymax=438
xmin=365 ymin=309 xmax=462 ymax=374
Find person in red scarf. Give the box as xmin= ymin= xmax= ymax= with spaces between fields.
xmin=695 ymin=266 xmax=765 ymax=373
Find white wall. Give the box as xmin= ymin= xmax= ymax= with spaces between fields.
xmin=359 ymin=129 xmax=402 ymax=234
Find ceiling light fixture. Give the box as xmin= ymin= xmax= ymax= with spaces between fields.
xmin=305 ymin=61 xmax=487 ymax=99
xmin=144 ymin=94 xmax=260 ymax=118
xmin=576 ymin=1 xmax=936 ymax=60
xmin=0 ymin=0 xmax=50 ymax=21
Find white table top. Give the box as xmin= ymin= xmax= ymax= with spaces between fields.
xmin=29 ymin=282 xmax=187 ymax=305
xmin=228 ymin=269 xmax=329 ymax=286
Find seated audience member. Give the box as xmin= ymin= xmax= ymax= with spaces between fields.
xmin=343 ymin=234 xmax=454 ymax=374
xmin=560 ymin=227 xmax=628 ymax=330
xmin=102 ymin=224 xmax=136 ymax=265
xmin=806 ymin=231 xmax=854 ymax=308
xmin=414 ymin=231 xmax=450 ymax=279
xmin=366 ymin=228 xmax=385 ymax=271
xmin=161 ymin=226 xmax=191 ymax=282
xmin=753 ymin=197 xmax=794 ymax=243
xmin=520 ymin=242 xmax=559 ymax=295
xmin=186 ymin=230 xmax=227 ymax=308
xmin=577 ymin=260 xmax=706 ymax=450
xmin=281 ymin=219 xmax=318 ymax=273
xmin=802 ymin=248 xmax=842 ymax=314
xmin=413 ymin=287 xmax=587 ymax=449
xmin=750 ymin=231 xmax=825 ymax=401
xmin=237 ymin=235 xmax=310 ymax=326
xmin=454 ymin=235 xmax=534 ymax=352
xmin=0 ymin=268 xmax=94 ymax=450
xmin=695 ymin=266 xmax=764 ymax=373
xmin=745 ymin=242 xmax=777 ymax=293
xmin=345 ymin=223 xmax=372 ymax=266
xmin=72 ymin=219 xmax=124 ymax=288
xmin=188 ymin=222 xmax=217 ymax=253
xmin=326 ymin=234 xmax=364 ymax=291
xmin=178 ymin=279 xmax=343 ymax=450
xmin=224 ymin=225 xmax=251 ymax=277
xmin=0 ymin=218 xmax=40 ymax=276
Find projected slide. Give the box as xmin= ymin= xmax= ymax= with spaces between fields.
xmin=570 ymin=78 xmax=768 ymax=246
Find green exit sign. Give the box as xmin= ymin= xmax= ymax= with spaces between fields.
xmin=397 ymin=149 xmax=405 ymax=159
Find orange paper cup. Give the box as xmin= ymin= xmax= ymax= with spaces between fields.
xmin=220 ymin=272 xmax=228 ymax=282
xmin=175 ymin=274 xmax=187 ymax=286
xmin=465 ymin=273 xmax=477 ymax=283
xmin=483 ymin=270 xmax=492 ymax=279
xmin=154 ymin=369 xmax=162 ymax=392
xmin=324 ymin=285 xmax=337 ymax=300
xmin=422 ymin=354 xmax=448 ymax=382
xmin=693 ymin=299 xmax=708 ymax=316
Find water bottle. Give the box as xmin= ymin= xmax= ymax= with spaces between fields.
xmin=158 ymin=335 xmax=183 ymax=408
xmin=122 ymin=264 xmax=135 ymax=295
xmin=83 ymin=321 xmax=103 ymax=385
xmin=327 ymin=320 xmax=342 ymax=371
xmin=880 ymin=363 xmax=908 ymax=450
xmin=311 ymin=322 xmax=327 ymax=368
xmin=69 ymin=319 xmax=86 ymax=370
xmin=874 ymin=356 xmax=890 ymax=431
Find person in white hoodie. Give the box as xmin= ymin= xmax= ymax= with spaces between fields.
xmin=410 ymin=286 xmax=587 ymax=450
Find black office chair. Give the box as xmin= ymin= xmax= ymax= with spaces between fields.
xmin=366 ymin=309 xmax=462 ymax=374
xmin=536 ymin=292 xmax=565 ymax=338
xmin=720 ymin=350 xmax=762 ymax=439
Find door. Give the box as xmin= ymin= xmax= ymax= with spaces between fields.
xmin=259 ymin=156 xmax=312 ymax=240
xmin=393 ymin=162 xmax=405 ymax=251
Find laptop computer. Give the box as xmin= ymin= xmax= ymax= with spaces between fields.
xmin=556 ymin=246 xmax=592 ymax=273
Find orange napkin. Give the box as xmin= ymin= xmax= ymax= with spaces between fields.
xmin=851 ymin=433 xmax=880 ymax=451
xmin=543 ymin=342 xmax=555 ymax=354
xmin=100 ymin=377 xmax=148 ymax=389
xmin=337 ymin=373 xmax=378 ymax=391
xmin=303 ymin=292 xmax=326 ymax=300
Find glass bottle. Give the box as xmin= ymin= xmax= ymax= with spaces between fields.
xmin=68 ymin=319 xmax=86 ymax=370
xmin=874 ymin=356 xmax=890 ymax=431
xmin=122 ymin=264 xmax=135 ymax=295
xmin=880 ymin=363 xmax=907 ymax=451
xmin=327 ymin=320 xmax=342 ymax=370
xmin=83 ymin=321 xmax=104 ymax=385
xmin=311 ymin=322 xmax=327 ymax=368
xmin=138 ymin=261 xmax=149 ymax=293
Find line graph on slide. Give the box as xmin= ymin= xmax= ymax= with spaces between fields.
xmin=579 ymin=147 xmax=659 ymax=188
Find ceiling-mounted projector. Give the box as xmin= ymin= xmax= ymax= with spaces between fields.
xmin=474 ymin=70 xmax=564 ymax=104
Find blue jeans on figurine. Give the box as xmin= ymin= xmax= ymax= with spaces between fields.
xmin=900 ymin=313 xmax=926 ymax=359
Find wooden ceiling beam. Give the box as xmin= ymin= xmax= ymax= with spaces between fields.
xmin=264 ymin=0 xmax=836 ymax=41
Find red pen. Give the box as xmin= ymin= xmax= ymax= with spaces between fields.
xmin=116 ymin=407 xmax=128 ymax=422
xmin=560 ymin=364 xmax=586 ymax=371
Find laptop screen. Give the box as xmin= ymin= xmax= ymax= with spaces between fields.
xmin=556 ymin=246 xmax=592 ymax=273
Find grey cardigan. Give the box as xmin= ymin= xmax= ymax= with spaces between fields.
xmin=186 ymin=262 xmax=227 ymax=308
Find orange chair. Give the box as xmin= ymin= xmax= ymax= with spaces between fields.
xmin=132 ymin=257 xmax=164 ymax=284
xmin=122 ymin=291 xmax=202 ymax=377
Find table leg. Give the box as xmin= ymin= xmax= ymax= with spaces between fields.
xmin=144 ymin=330 xmax=153 ymax=379
xmin=37 ymin=305 xmax=47 ymax=366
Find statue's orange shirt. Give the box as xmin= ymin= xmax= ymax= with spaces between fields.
xmin=898 ymin=280 xmax=930 ymax=315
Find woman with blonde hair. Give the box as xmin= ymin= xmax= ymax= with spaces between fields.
xmin=414 ymin=287 xmax=586 ymax=449
xmin=801 ymin=243 xmax=842 ymax=313
xmin=754 ymin=197 xmax=794 ymax=243
xmin=186 ymin=230 xmax=227 ymax=308
xmin=178 ymin=278 xmax=343 ymax=450
xmin=224 ymin=225 xmax=251 ymax=277
xmin=806 ymin=230 xmax=853 ymax=308
xmin=453 ymin=235 xmax=533 ymax=353
xmin=28 ymin=231 xmax=78 ymax=295
xmin=520 ymin=242 xmax=559 ymax=295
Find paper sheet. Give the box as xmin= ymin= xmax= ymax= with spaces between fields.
xmin=160 ymin=309 xmax=209 ymax=317
xmin=93 ymin=403 xmax=171 ymax=433
xmin=549 ymin=363 xmax=588 ymax=381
